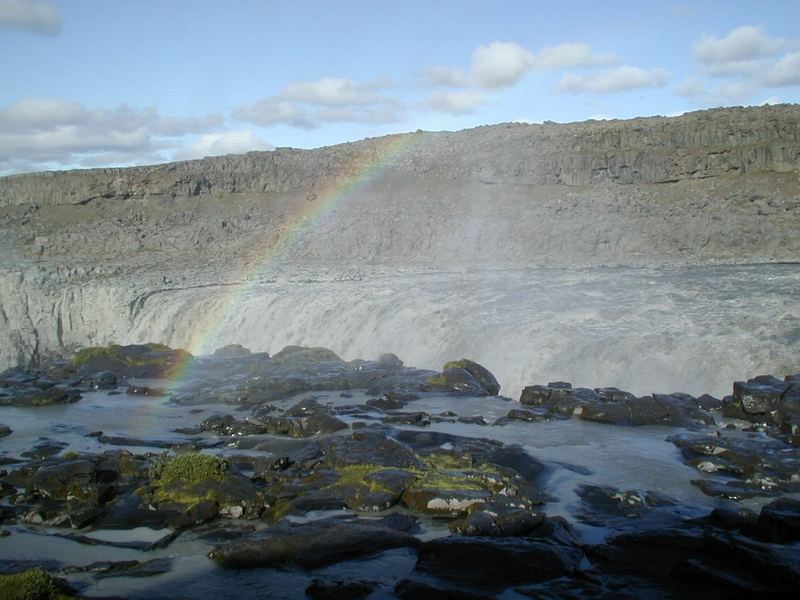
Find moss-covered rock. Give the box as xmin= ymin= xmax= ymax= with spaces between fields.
xmin=146 ymin=452 xmax=264 ymax=520
xmin=71 ymin=343 xmax=192 ymax=378
xmin=272 ymin=345 xmax=343 ymax=367
xmin=442 ymin=359 xmax=501 ymax=395
xmin=0 ymin=567 xmax=74 ymax=600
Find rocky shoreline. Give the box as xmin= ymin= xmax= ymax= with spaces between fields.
xmin=1 ymin=343 xmax=799 ymax=598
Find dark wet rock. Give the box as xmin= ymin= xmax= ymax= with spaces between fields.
xmin=519 ymin=381 xmax=715 ymax=427
xmin=574 ymin=394 xmax=714 ymax=427
xmin=0 ymin=424 xmax=10 ymax=438
xmin=425 ymin=367 xmax=491 ymax=397
xmin=378 ymin=352 xmax=404 ymax=369
xmin=208 ymin=517 xmax=420 ymax=568
xmin=61 ymin=557 xmax=172 ymax=579
xmin=589 ymin=522 xmax=800 ymax=597
xmin=56 ymin=528 xmax=181 ymax=551
xmin=0 ymin=385 xmax=80 ymax=407
xmin=72 ymin=343 xmax=193 ymax=378
xmin=382 ymin=412 xmax=431 ymax=426
xmin=213 ymin=344 xmax=252 ymax=357
xmin=126 ymin=385 xmax=167 ymax=396
xmin=669 ymin=432 xmax=800 ymax=498
xmin=449 ymin=500 xmax=545 ymax=536
xmin=575 ymin=484 xmax=678 ymax=528
xmin=86 ymin=370 xmax=117 ymax=389
xmin=414 ymin=536 xmax=583 ymax=590
xmin=754 ymin=496 xmax=800 ymax=543
xmin=725 ymin=374 xmax=800 ymax=430
xmin=696 ymin=506 xmax=759 ymax=533
xmin=456 ymin=415 xmax=487 ymax=425
xmin=30 ymin=459 xmax=114 ymax=503
xmin=272 ymin=345 xmax=344 ymax=367
xmin=96 ymin=434 xmax=216 ymax=450
xmin=595 ymin=387 xmax=638 ymax=402
xmin=505 ymin=408 xmax=552 ymax=422
xmin=395 ymin=579 xmax=494 ymax=600
xmin=695 ymin=393 xmax=722 ymax=411
xmin=366 ymin=394 xmax=408 ymax=410
xmin=442 ymin=359 xmax=501 ymax=395
xmin=306 ymin=579 xmax=376 ymax=600
xmin=21 ymin=440 xmax=68 ymax=459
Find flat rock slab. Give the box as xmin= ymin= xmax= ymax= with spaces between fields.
xmin=209 ymin=517 xmax=421 ymax=568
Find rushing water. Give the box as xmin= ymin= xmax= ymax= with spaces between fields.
xmin=131 ymin=264 xmax=800 ymax=399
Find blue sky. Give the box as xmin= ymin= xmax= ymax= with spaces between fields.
xmin=1 ymin=0 xmax=798 ymax=174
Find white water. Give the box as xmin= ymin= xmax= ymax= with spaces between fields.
xmin=129 ymin=264 xmax=800 ymax=399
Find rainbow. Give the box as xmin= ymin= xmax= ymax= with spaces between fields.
xmin=164 ymin=131 xmax=420 ymax=387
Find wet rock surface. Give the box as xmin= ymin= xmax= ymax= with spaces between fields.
xmin=1 ymin=346 xmax=799 ymax=598
xmin=519 ymin=381 xmax=717 ymax=427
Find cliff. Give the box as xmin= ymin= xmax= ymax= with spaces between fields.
xmin=0 ymin=104 xmax=799 ymax=370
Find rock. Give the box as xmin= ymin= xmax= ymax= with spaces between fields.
xmin=414 ymin=536 xmax=583 ymax=589
xmin=449 ymin=501 xmax=545 ymax=536
xmin=425 ymin=368 xmax=490 ymax=396
xmin=306 ymin=580 xmax=376 ymax=600
xmin=575 ymin=484 xmax=678 ymax=528
xmin=272 ymin=345 xmax=343 ymax=367
xmin=395 ymin=579 xmax=495 ymax=600
xmin=126 ymin=385 xmax=167 ymax=396
xmin=208 ymin=517 xmax=420 ymax=568
xmin=0 ymin=424 xmax=10 ymax=438
xmin=86 ymin=370 xmax=116 ymax=389
xmin=441 ymin=359 xmax=500 ymax=395
xmin=754 ymin=496 xmax=800 ymax=543
xmin=213 ymin=344 xmax=251 ymax=357
xmin=733 ymin=379 xmax=786 ymax=414
xmin=21 ymin=440 xmax=68 ymax=459
xmin=72 ymin=343 xmax=193 ymax=378
xmin=61 ymin=557 xmax=172 ymax=579
xmin=0 ymin=385 xmax=80 ymax=407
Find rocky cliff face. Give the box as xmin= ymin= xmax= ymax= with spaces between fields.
xmin=0 ymin=104 xmax=798 ymax=369
xmin=1 ymin=104 xmax=798 ymax=207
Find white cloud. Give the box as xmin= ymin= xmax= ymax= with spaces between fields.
xmin=762 ymin=52 xmax=800 ymax=87
xmin=176 ymin=130 xmax=274 ymax=160
xmin=421 ymin=65 xmax=469 ymax=88
xmin=426 ymin=90 xmax=488 ymax=114
xmin=0 ymin=0 xmax=59 ymax=34
xmin=556 ymin=66 xmax=668 ymax=94
xmin=470 ymin=42 xmax=536 ymax=88
xmin=233 ymin=98 xmax=316 ymax=129
xmin=693 ymin=26 xmax=788 ymax=75
xmin=694 ymin=26 xmax=786 ymax=64
xmin=761 ymin=96 xmax=782 ymax=105
xmin=424 ymin=41 xmax=617 ymax=90
xmin=0 ymin=98 xmax=224 ymax=173
xmin=531 ymin=43 xmax=617 ymax=70
xmin=282 ymin=77 xmax=382 ymax=106
xmin=234 ymin=76 xmax=405 ymax=129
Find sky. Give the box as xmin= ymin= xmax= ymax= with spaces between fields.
xmin=1 ymin=0 xmax=799 ymax=175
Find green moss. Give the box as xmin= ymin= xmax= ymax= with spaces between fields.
xmin=443 ymin=359 xmax=471 ymax=370
xmin=0 ymin=568 xmax=67 ymax=600
xmin=71 ymin=343 xmax=187 ymax=369
xmin=426 ymin=374 xmax=447 ymax=387
xmin=326 ymin=464 xmax=393 ymax=494
xmin=61 ymin=451 xmax=80 ymax=460
xmin=156 ymin=453 xmax=227 ymax=486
